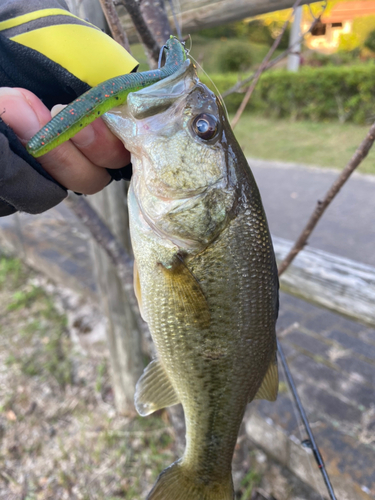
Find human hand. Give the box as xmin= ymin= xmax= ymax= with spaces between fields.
xmin=0 ymin=0 xmax=138 ymax=215
xmin=0 ymin=87 xmax=130 ymax=195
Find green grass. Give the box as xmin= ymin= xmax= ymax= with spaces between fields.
xmin=240 ymin=468 xmax=261 ymax=500
xmin=0 ymin=255 xmax=72 ymax=388
xmin=232 ymin=114 xmax=375 ymax=175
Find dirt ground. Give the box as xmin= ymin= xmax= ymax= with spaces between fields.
xmin=0 ymin=255 xmax=322 ymax=500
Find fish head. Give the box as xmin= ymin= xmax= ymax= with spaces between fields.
xmin=105 ymin=61 xmax=238 ymax=252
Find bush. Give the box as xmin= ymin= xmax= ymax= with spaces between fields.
xmin=246 ymin=20 xmax=274 ymax=46
xmin=365 ymin=29 xmax=375 ymax=53
xmin=217 ymin=40 xmax=253 ymax=73
xmin=200 ymin=65 xmax=375 ymax=124
xmin=196 ymin=22 xmax=242 ymax=40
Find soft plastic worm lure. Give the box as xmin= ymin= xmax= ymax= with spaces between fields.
xmin=27 ymin=37 xmax=186 ymax=157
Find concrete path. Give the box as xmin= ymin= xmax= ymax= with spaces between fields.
xmin=250 ymin=159 xmax=375 ymax=267
xmin=0 ymin=160 xmax=374 ymax=499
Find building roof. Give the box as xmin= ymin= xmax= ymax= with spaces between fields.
xmin=322 ymin=1 xmax=375 ymax=23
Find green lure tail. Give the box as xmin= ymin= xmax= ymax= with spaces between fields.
xmin=26 ymin=37 xmax=187 ymax=157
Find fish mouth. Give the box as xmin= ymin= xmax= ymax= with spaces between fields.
xmin=128 ymin=60 xmax=195 ymax=120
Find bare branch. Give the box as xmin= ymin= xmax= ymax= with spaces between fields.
xmin=119 ymin=0 xmax=161 ymax=65
xmin=231 ymin=0 xmax=302 ymax=129
xmin=278 ymin=120 xmax=375 ymax=276
xmin=64 ymin=194 xmax=134 ymax=299
xmin=223 ymin=1 xmax=327 ymax=100
xmin=139 ymin=0 xmax=172 ymax=46
xmin=98 ymin=0 xmax=131 ymax=52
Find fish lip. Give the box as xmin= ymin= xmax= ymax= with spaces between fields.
xmin=127 ymin=59 xmax=195 ymax=120
xmin=131 ymin=59 xmax=192 ymax=97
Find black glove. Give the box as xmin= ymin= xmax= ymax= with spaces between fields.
xmin=0 ymin=0 xmax=138 ymax=216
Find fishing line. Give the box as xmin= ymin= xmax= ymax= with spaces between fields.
xmin=277 ymin=340 xmax=338 ymax=500
xmin=167 ymin=0 xmax=183 ymax=41
xmin=186 ymin=33 xmax=193 ymax=55
xmin=174 ymin=0 xmax=183 ymax=36
xmin=188 ymin=54 xmax=229 ymax=120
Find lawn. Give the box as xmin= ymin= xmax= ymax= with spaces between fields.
xmin=232 ymin=114 xmax=375 ymax=175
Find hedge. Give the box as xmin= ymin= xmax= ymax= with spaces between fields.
xmin=200 ymin=65 xmax=375 ymax=124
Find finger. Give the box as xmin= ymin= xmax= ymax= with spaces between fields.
xmin=0 ymin=87 xmax=50 ymax=141
xmin=51 ymin=104 xmax=131 ymax=169
xmin=40 ymin=142 xmax=111 ymax=194
xmin=0 ymin=88 xmax=111 ymax=194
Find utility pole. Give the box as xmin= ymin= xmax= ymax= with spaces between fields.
xmin=287 ymin=5 xmax=303 ymax=72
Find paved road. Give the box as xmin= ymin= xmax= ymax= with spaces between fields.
xmin=250 ymin=159 xmax=375 ymax=267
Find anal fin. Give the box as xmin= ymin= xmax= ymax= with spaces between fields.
xmin=253 ymin=354 xmax=279 ymax=402
xmin=135 ymin=359 xmax=180 ymax=416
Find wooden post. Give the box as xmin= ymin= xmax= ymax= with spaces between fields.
xmin=118 ymin=0 xmax=315 ymax=43
xmin=68 ymin=0 xmax=144 ymax=414
xmin=89 ymin=183 xmax=144 ymax=413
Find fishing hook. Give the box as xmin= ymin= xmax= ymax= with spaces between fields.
xmin=158 ymin=44 xmax=167 ymax=69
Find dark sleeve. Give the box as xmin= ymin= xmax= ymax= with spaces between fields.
xmin=0 ymin=0 xmax=137 ymax=217
xmin=0 ymin=119 xmax=67 ymax=215
xmin=0 ymin=0 xmax=79 ymax=215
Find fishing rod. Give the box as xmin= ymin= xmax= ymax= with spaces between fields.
xmin=277 ymin=340 xmax=337 ymax=500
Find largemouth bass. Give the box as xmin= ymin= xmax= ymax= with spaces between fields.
xmin=104 ymin=60 xmax=279 ymax=500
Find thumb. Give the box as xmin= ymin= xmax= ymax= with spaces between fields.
xmin=0 ymin=87 xmax=51 ymax=143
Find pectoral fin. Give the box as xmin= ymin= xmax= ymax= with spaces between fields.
xmin=160 ymin=257 xmax=210 ymax=329
xmin=135 ymin=359 xmax=180 ymax=416
xmin=253 ymin=355 xmax=279 ymax=402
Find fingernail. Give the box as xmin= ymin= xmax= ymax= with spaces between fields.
xmin=51 ymin=103 xmax=67 ymax=118
xmin=71 ymin=123 xmax=95 ymax=148
xmin=0 ymin=88 xmax=41 ymax=141
xmin=16 ymin=106 xmax=41 ymax=141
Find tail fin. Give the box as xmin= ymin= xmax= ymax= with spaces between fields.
xmin=147 ymin=461 xmax=233 ymax=500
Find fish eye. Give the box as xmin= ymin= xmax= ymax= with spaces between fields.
xmin=192 ymin=113 xmax=218 ymax=140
